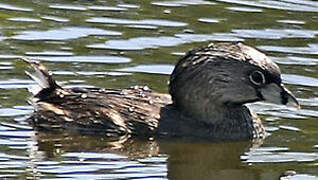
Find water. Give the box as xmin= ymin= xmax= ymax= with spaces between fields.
xmin=0 ymin=0 xmax=317 ymax=179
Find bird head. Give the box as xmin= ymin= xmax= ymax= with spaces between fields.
xmin=169 ymin=42 xmax=299 ymax=121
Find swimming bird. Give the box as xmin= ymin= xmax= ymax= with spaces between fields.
xmin=23 ymin=42 xmax=299 ymax=141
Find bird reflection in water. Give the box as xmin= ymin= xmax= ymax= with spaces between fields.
xmin=26 ymin=130 xmax=268 ymax=180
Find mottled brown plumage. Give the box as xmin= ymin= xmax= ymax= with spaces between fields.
xmin=23 ymin=42 xmax=299 ymax=141
xmin=29 ymin=85 xmax=171 ymax=136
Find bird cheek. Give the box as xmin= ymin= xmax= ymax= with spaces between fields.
xmin=259 ymin=83 xmax=283 ymax=105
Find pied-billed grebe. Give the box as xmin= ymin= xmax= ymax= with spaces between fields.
xmin=23 ymin=42 xmax=299 ymax=140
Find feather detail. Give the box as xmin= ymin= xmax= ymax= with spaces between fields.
xmin=22 ymin=57 xmax=61 ymax=98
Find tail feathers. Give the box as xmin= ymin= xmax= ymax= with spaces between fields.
xmin=22 ymin=57 xmax=61 ymax=97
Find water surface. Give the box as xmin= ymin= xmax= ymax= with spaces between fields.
xmin=0 ymin=0 xmax=317 ymax=179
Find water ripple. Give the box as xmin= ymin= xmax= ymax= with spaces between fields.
xmin=0 ymin=130 xmax=33 ymax=138
xmin=29 ymin=55 xmax=131 ymax=64
xmin=35 ymin=153 xmax=168 ymax=179
xmin=86 ymin=17 xmax=187 ymax=27
xmin=25 ymin=51 xmax=73 ymax=56
xmin=0 ymin=79 xmax=35 ymax=89
xmin=0 ymin=3 xmax=33 ymax=12
xmin=62 ymin=152 xmax=126 ymax=159
xmin=233 ymin=29 xmax=318 ymax=39
xmin=277 ymin=19 xmax=306 ymax=25
xmin=0 ymin=139 xmax=30 ymax=146
xmin=0 ymin=55 xmax=22 ymax=59
xmin=0 ymin=108 xmax=33 ymax=117
xmin=88 ymin=33 xmax=243 ymax=50
xmin=298 ymin=97 xmax=318 ymax=106
xmin=258 ymin=44 xmax=318 ymax=55
xmin=259 ymin=111 xmax=306 ymax=119
xmin=289 ymin=174 xmax=318 ymax=180
xmin=126 ymin=25 xmax=158 ymax=30
xmin=54 ymin=71 xmax=130 ymax=77
xmin=7 ymin=17 xmax=41 ymax=23
xmin=254 ymin=100 xmax=318 ymax=119
xmin=271 ymin=56 xmax=318 ymax=66
xmin=88 ymin=6 xmax=128 ymax=11
xmin=1 ymin=120 xmax=33 ymax=130
xmin=0 ymin=66 xmax=14 ymax=70
xmin=217 ymin=0 xmax=318 ymax=12
xmin=198 ymin=18 xmax=221 ymax=23
xmin=295 ymin=109 xmax=318 ymax=118
xmin=38 ymin=164 xmax=102 ymax=174
xmin=49 ymin=4 xmax=87 ymax=11
xmin=175 ymin=33 xmax=244 ymax=42
xmin=152 ymin=0 xmax=215 ymax=7
xmin=250 ymin=102 xmax=306 ymax=119
xmin=41 ymin=15 xmax=69 ymax=23
xmin=279 ymin=125 xmax=301 ymax=132
xmin=226 ymin=6 xmax=263 ymax=12
xmin=282 ymin=74 xmax=318 ymax=87
xmin=117 ymin=64 xmax=174 ymax=75
xmin=56 ymin=173 xmax=166 ymax=179
xmin=0 ymin=0 xmax=317 ymax=179
xmin=117 ymin=4 xmax=140 ymax=9
xmin=11 ymin=27 xmax=122 ymax=41
xmin=0 ymin=62 xmax=14 ymax=70
xmin=242 ymin=148 xmax=318 ymax=163
xmin=89 ymin=36 xmax=184 ymax=50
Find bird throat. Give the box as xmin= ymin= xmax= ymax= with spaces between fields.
xmin=178 ymin=103 xmax=256 ymax=139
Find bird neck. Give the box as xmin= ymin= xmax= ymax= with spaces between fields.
xmin=169 ymin=103 xmax=256 ymax=140
xmin=175 ymin=97 xmax=252 ymax=123
xmin=179 ymin=102 xmax=254 ymax=132
xmin=200 ymin=104 xmax=252 ymax=124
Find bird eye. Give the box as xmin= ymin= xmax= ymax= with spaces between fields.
xmin=249 ymin=70 xmax=265 ymax=86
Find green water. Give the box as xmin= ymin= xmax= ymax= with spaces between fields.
xmin=0 ymin=0 xmax=317 ymax=179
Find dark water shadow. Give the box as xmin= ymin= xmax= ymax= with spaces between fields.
xmin=30 ymin=130 xmax=264 ymax=179
xmin=160 ymin=140 xmax=258 ymax=180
